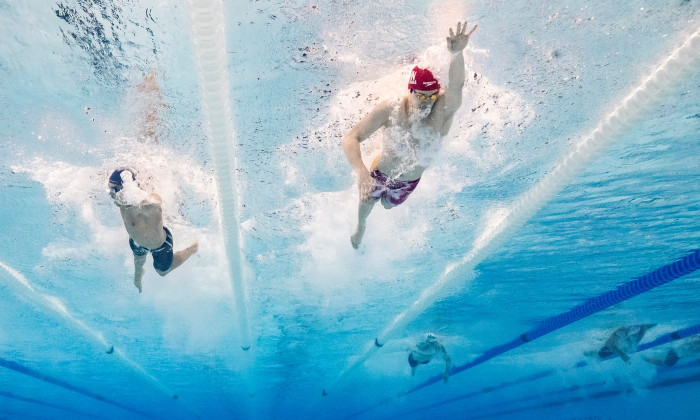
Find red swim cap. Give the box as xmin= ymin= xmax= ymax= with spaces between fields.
xmin=408 ymin=66 xmax=440 ymax=91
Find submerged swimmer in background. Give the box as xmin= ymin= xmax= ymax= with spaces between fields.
xmin=342 ymin=21 xmax=478 ymax=248
xmin=109 ymin=168 xmax=199 ymax=293
xmin=131 ymin=71 xmax=164 ymax=143
xmin=408 ymin=333 xmax=452 ymax=383
xmin=584 ymin=324 xmax=657 ymax=364
xmin=644 ymin=335 xmax=700 ymax=367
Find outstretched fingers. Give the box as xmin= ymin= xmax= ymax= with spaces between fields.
xmin=454 ymin=20 xmax=477 ymax=36
xmin=447 ymin=20 xmax=477 ymax=51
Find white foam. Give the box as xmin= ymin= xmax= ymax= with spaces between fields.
xmin=271 ymin=44 xmax=533 ymax=316
xmin=11 ymin=138 xmax=240 ymax=353
xmin=286 ymin=189 xmax=429 ymax=311
xmin=113 ymin=172 xmax=148 ymax=207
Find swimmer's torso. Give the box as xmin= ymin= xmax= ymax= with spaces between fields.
xmin=607 ymin=326 xmax=644 ymax=353
xmin=376 ymin=97 xmax=444 ymax=181
xmin=119 ymin=196 xmax=165 ymax=249
xmin=412 ymin=341 xmax=445 ymax=362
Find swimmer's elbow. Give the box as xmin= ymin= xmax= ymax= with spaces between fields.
xmin=341 ymin=132 xmax=361 ymax=150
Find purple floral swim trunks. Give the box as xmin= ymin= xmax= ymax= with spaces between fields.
xmin=369 ymin=169 xmax=421 ymax=206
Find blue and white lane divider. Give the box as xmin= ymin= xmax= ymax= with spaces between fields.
xmin=405 ymin=249 xmax=700 ymax=394
xmin=636 ymin=324 xmax=700 ymax=353
xmin=346 ymin=250 xmax=700 ymax=418
xmin=471 ymin=362 xmax=700 ymax=420
xmin=327 ymin=26 xmax=700 ymax=395
xmin=187 ymin=0 xmax=250 ymax=350
xmin=0 ymin=261 xmax=187 ymax=410
xmin=0 ymin=357 xmax=153 ymax=418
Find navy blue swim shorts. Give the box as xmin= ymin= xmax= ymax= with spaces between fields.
xmin=129 ymin=227 xmax=174 ymax=272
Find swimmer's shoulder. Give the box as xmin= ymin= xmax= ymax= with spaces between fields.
xmin=361 ymin=98 xmax=401 ymax=128
xmin=374 ymin=96 xmax=404 ymax=110
xmin=139 ymin=192 xmax=162 ymax=208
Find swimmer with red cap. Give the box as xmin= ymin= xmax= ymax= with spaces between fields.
xmin=342 ymin=21 xmax=477 ymax=248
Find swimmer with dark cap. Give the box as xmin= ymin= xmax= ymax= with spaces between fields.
xmin=342 ymin=21 xmax=477 ymax=248
xmin=108 ymin=167 xmax=198 ymax=293
xmin=408 ymin=333 xmax=452 ymax=383
xmin=584 ymin=324 xmax=657 ymax=364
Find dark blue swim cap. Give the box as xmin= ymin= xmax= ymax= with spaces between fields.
xmin=108 ymin=168 xmax=136 ymax=186
xmin=598 ymin=346 xmax=614 ymax=359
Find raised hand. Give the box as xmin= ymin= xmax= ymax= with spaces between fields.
xmin=446 ymin=21 xmax=477 ymax=53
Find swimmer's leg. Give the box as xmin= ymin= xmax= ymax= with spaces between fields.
xmin=380 ymin=196 xmax=396 ymax=209
xmin=156 ymin=241 xmax=199 ymax=277
xmin=351 ymin=201 xmax=376 ymax=249
xmin=134 ymin=253 xmax=147 ymax=293
xmin=631 ymin=324 xmax=657 ymax=344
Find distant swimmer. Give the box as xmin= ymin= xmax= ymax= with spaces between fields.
xmin=644 ymin=335 xmax=700 ymax=367
xmin=342 ymin=21 xmax=478 ymax=248
xmin=408 ymin=333 xmax=452 ymax=383
xmin=584 ymin=324 xmax=657 ymax=363
xmin=108 ymin=168 xmax=198 ymax=293
xmin=132 ymin=71 xmax=164 ymax=143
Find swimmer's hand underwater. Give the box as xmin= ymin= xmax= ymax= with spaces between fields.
xmin=446 ymin=21 xmax=477 ymax=53
xmin=357 ymin=169 xmax=376 ymax=203
xmin=351 ymin=169 xmax=376 ymax=249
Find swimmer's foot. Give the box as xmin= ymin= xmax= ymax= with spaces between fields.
xmin=350 ymin=225 xmax=365 ymax=249
xmin=177 ymin=240 xmax=199 ymax=262
xmin=186 ymin=240 xmax=199 ymax=257
xmin=134 ymin=277 xmax=143 ymax=293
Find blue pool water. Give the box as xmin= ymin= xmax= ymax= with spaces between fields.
xmin=1 ymin=1 xmax=699 ymax=419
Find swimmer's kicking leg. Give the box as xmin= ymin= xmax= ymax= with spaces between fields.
xmin=133 ymin=253 xmax=147 ymax=293
xmin=351 ymin=192 xmax=398 ymax=248
xmin=351 ymin=201 xmax=376 ymax=249
xmin=155 ymin=241 xmax=200 ymax=277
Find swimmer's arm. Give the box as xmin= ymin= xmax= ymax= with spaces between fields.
xmin=139 ymin=193 xmax=162 ymax=208
xmin=441 ymin=345 xmax=452 ymax=382
xmin=341 ymin=100 xmax=392 ymax=174
xmin=443 ymin=21 xmax=477 ymax=115
xmin=610 ymin=344 xmax=630 ymax=363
